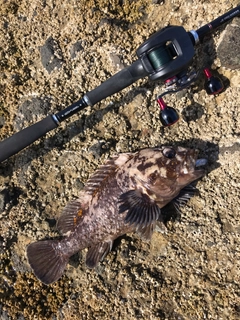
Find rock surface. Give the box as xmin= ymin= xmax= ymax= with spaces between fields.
xmin=217 ymin=17 xmax=240 ymax=69
xmin=0 ymin=1 xmax=240 ymax=319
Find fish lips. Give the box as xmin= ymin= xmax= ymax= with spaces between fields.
xmin=195 ymin=158 xmax=207 ymax=177
xmin=195 ymin=158 xmax=208 ymax=168
xmin=179 ymin=150 xmax=207 ymax=185
xmin=193 ymin=157 xmax=208 ymax=179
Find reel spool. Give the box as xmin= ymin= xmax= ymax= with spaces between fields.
xmin=136 ymin=26 xmax=195 ymax=82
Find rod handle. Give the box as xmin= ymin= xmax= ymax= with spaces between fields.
xmin=85 ymin=59 xmax=148 ymax=105
xmin=0 ymin=115 xmax=58 ymax=163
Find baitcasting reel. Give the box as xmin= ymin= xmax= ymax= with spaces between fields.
xmin=0 ymin=5 xmax=239 ymax=162
xmin=136 ymin=24 xmax=225 ymax=126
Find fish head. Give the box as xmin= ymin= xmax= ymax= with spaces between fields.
xmin=131 ymin=146 xmax=207 ymax=206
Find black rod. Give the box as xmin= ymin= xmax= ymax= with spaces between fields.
xmin=0 ymin=60 xmax=147 ymax=163
xmin=0 ymin=116 xmax=58 ymax=163
xmin=196 ymin=5 xmax=240 ymax=41
xmin=55 ymin=98 xmax=88 ymax=123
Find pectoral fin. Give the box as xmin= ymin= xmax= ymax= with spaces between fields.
xmin=159 ymin=184 xmax=198 ymax=224
xmin=86 ymin=241 xmax=113 ymax=268
xmin=172 ymin=184 xmax=197 ymax=213
xmin=137 ymin=222 xmax=156 ymax=241
xmin=119 ymin=190 xmax=161 ymax=228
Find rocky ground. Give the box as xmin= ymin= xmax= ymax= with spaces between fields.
xmin=0 ymin=0 xmax=240 ymax=319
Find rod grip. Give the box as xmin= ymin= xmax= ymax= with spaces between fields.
xmin=0 ymin=115 xmax=58 ymax=163
xmin=85 ymin=59 xmax=148 ymax=105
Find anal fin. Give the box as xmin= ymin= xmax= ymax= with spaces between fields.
xmin=86 ymin=241 xmax=113 ymax=268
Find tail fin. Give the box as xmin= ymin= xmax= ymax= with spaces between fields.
xmin=27 ymin=240 xmax=69 ymax=285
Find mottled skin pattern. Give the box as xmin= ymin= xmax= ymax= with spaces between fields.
xmin=27 ymin=146 xmax=206 ymax=284
xmin=58 ymin=156 xmax=135 ymax=259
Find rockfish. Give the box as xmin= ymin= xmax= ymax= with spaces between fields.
xmin=27 ymin=146 xmax=207 ymax=284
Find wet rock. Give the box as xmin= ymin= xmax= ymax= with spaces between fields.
xmin=14 ymin=97 xmax=51 ymax=130
xmin=181 ymin=103 xmax=204 ymax=122
xmin=0 ymin=187 xmax=23 ymax=210
xmin=40 ymin=37 xmax=64 ymax=73
xmin=0 ymin=306 xmax=9 ymax=320
xmin=0 ymin=192 xmax=5 ymax=211
xmin=152 ymin=0 xmax=164 ymax=4
xmin=0 ymin=115 xmax=5 ymax=128
xmin=88 ymin=139 xmax=113 ymax=158
xmin=217 ymin=18 xmax=240 ymax=70
xmin=109 ymin=53 xmax=125 ymax=70
xmin=70 ymin=41 xmax=83 ymax=59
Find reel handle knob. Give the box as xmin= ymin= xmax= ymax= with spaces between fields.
xmin=204 ymin=68 xmax=224 ymax=95
xmin=157 ymin=97 xmax=179 ymax=126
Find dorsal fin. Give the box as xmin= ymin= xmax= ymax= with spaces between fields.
xmin=57 ymin=197 xmax=86 ymax=235
xmin=57 ymin=153 xmax=132 ymax=235
xmin=84 ymin=153 xmax=132 ymax=196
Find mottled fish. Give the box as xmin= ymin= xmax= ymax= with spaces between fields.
xmin=27 ymin=146 xmax=207 ymax=285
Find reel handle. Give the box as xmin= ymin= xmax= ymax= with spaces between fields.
xmin=157 ymin=97 xmax=179 ymax=126
xmin=203 ymin=68 xmax=224 ymax=95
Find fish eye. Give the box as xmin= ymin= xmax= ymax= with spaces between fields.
xmin=162 ymin=147 xmax=176 ymax=159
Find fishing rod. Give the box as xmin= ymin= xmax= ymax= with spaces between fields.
xmin=0 ymin=5 xmax=239 ymax=163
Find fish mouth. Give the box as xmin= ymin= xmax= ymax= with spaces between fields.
xmin=186 ymin=149 xmax=208 ymax=179
xmin=174 ymin=148 xmax=208 ymax=186
xmin=187 ymin=149 xmax=207 ymax=172
xmin=192 ymin=157 xmax=207 ymax=179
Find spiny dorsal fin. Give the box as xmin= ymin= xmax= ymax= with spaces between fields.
xmin=57 ymin=153 xmax=132 ymax=235
xmin=84 ymin=153 xmax=132 ymax=196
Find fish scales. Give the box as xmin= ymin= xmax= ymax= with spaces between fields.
xmin=27 ymin=146 xmax=207 ymax=284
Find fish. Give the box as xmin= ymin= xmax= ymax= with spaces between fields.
xmin=27 ymin=146 xmax=207 ymax=285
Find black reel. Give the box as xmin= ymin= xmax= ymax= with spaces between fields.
xmin=136 ymin=26 xmax=195 ymax=82
xmin=136 ymin=25 xmax=226 ymax=126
